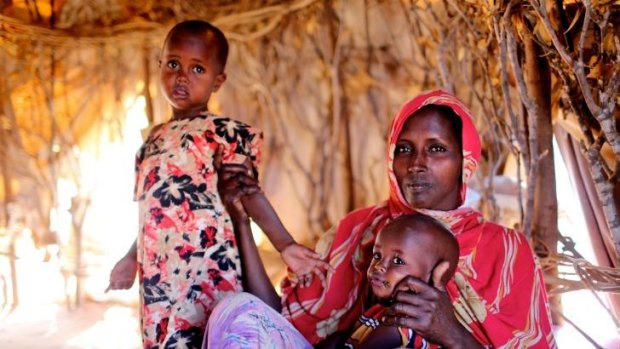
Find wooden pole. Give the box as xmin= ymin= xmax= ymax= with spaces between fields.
xmin=523 ymin=29 xmax=561 ymax=324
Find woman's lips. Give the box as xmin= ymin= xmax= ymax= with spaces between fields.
xmin=406 ymin=181 xmax=432 ymax=192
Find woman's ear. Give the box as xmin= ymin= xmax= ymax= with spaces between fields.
xmin=430 ymin=260 xmax=450 ymax=291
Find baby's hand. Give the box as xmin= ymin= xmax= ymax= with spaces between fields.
xmin=281 ymin=243 xmax=334 ymax=288
xmin=105 ymin=254 xmax=138 ymax=292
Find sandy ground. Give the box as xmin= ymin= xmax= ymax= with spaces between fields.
xmin=0 ymin=249 xmax=142 ymax=349
xmin=0 ymin=242 xmax=287 ymax=349
xmin=0 ymin=301 xmax=141 ymax=349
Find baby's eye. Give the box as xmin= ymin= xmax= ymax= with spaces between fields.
xmin=429 ymin=144 xmax=446 ymax=152
xmin=391 ymin=256 xmax=404 ymax=265
xmin=166 ymin=60 xmax=179 ymax=69
xmin=372 ymin=252 xmax=381 ymax=260
xmin=394 ymin=144 xmax=412 ymax=155
xmin=192 ymin=65 xmax=205 ymax=74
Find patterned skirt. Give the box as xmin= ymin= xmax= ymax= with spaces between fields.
xmin=203 ymin=292 xmax=313 ymax=349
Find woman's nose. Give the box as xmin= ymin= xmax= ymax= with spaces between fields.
xmin=408 ymin=152 xmax=427 ymax=172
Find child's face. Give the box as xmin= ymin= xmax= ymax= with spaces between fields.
xmin=367 ymin=225 xmax=437 ymax=301
xmin=159 ymin=31 xmax=226 ymax=119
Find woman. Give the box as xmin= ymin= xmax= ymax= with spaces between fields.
xmin=207 ymin=90 xmax=556 ymax=348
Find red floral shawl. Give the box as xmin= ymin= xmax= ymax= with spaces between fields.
xmin=280 ymin=90 xmax=556 ymax=348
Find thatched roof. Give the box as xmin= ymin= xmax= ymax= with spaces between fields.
xmin=1 ymin=3 xmax=620 ymax=342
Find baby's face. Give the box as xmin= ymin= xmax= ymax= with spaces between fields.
xmin=367 ymin=226 xmax=436 ymax=301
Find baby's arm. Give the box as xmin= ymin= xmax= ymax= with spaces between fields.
xmin=352 ymin=325 xmax=402 ymax=349
xmin=106 ymin=240 xmax=138 ymax=292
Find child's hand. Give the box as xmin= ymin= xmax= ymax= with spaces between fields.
xmin=105 ymin=254 xmax=138 ymax=292
xmin=281 ymin=243 xmax=334 ymax=288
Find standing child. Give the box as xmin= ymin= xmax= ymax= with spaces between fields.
xmin=106 ymin=20 xmax=327 ymax=348
xmin=341 ymin=213 xmax=459 ymax=349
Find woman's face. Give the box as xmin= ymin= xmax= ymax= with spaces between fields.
xmin=393 ymin=108 xmax=463 ymax=211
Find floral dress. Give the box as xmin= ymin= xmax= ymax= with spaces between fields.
xmin=133 ymin=112 xmax=262 ymax=349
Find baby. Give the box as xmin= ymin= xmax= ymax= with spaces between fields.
xmin=345 ymin=213 xmax=459 ymax=349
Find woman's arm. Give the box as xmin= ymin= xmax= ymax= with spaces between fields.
xmin=217 ymin=162 xmax=281 ymax=311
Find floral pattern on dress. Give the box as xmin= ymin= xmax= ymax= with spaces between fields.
xmin=134 ymin=113 xmax=262 ymax=349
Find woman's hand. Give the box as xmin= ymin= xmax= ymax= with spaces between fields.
xmin=214 ymin=146 xmax=260 ymax=220
xmin=381 ymin=263 xmax=482 ymax=348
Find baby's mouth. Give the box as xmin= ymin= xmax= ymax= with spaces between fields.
xmin=369 ymin=275 xmax=389 ymax=289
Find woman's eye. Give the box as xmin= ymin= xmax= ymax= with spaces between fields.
xmin=372 ymin=252 xmax=381 ymax=260
xmin=394 ymin=144 xmax=412 ymax=155
xmin=166 ymin=61 xmax=179 ymax=69
xmin=192 ymin=65 xmax=205 ymax=74
xmin=392 ymin=256 xmax=404 ymax=265
xmin=429 ymin=144 xmax=446 ymax=152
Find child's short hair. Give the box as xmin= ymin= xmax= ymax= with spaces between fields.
xmin=386 ymin=213 xmax=459 ymax=283
xmin=165 ymin=19 xmax=229 ymax=70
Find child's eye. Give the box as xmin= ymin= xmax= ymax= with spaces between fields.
xmin=394 ymin=144 xmax=412 ymax=155
xmin=372 ymin=252 xmax=381 ymax=260
xmin=429 ymin=144 xmax=446 ymax=152
xmin=166 ymin=60 xmax=179 ymax=69
xmin=192 ymin=65 xmax=205 ymax=74
xmin=391 ymin=256 xmax=404 ymax=265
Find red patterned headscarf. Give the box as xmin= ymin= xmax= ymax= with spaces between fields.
xmin=386 ymin=89 xmax=482 ymax=213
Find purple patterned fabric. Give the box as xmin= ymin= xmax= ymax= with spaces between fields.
xmin=204 ymin=292 xmax=313 ymax=349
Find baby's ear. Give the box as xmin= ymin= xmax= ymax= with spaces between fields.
xmin=431 ymin=260 xmax=451 ymax=291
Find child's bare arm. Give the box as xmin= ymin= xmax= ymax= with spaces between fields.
xmin=217 ymin=161 xmax=281 ymax=310
xmin=106 ymin=240 xmax=138 ymax=292
xmin=241 ymin=192 xmax=294 ymax=252
xmin=242 ymin=192 xmax=333 ymax=282
xmin=220 ymin=149 xmax=332 ymax=282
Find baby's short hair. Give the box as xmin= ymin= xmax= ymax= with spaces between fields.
xmin=165 ymin=20 xmax=229 ymax=70
xmin=385 ymin=213 xmax=460 ymax=282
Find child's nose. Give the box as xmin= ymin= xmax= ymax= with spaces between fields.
xmin=373 ymin=260 xmax=387 ymax=273
xmin=176 ymin=70 xmax=189 ymax=83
